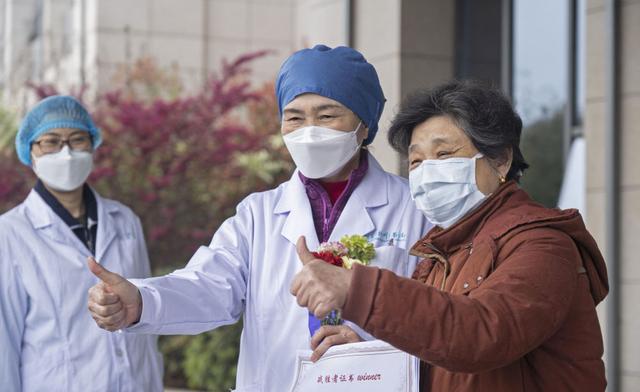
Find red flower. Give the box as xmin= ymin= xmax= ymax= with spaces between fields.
xmin=312 ymin=251 xmax=344 ymax=267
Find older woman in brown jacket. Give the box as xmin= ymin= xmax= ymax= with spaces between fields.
xmin=290 ymin=80 xmax=608 ymax=391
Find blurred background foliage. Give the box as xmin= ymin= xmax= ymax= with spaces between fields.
xmin=0 ymin=106 xmax=17 ymax=149
xmin=0 ymin=53 xmax=293 ymax=390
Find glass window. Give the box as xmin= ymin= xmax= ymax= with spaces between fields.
xmin=513 ymin=0 xmax=569 ymax=207
xmin=513 ymin=0 xmax=569 ymax=126
xmin=455 ymin=0 xmax=504 ymax=86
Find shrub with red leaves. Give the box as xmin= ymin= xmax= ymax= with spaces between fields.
xmin=0 ymin=151 xmax=32 ymax=212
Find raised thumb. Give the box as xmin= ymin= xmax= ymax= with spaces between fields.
xmin=88 ymin=257 xmax=124 ymax=286
xmin=296 ymin=236 xmax=316 ymax=266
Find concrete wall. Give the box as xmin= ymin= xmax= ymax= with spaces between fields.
xmin=615 ymin=1 xmax=640 ymax=389
xmin=92 ymin=0 xmax=296 ymax=92
xmin=585 ymin=0 xmax=640 ymax=389
xmin=294 ymin=0 xmax=349 ymax=48
xmin=1 ymin=0 xmax=299 ymax=108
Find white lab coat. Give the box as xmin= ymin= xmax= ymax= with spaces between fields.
xmin=0 ymin=189 xmax=163 ymax=392
xmin=128 ymin=154 xmax=431 ymax=391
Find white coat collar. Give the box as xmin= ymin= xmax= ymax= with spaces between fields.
xmin=25 ymin=189 xmax=58 ymax=230
xmin=93 ymin=191 xmax=119 ymax=261
xmin=24 ymin=187 xmax=120 ymax=260
xmin=275 ymin=153 xmax=390 ymax=248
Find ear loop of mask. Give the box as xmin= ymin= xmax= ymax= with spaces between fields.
xmin=353 ymin=121 xmax=365 ymax=148
xmin=353 ymin=121 xmax=363 ymax=134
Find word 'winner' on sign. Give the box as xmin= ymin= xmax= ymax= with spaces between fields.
xmin=317 ymin=372 xmax=382 ymax=384
xmin=290 ymin=340 xmax=419 ymax=392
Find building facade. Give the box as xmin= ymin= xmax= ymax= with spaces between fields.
xmin=1 ymin=0 xmax=297 ymax=108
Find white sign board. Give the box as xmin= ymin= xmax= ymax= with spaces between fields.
xmin=290 ymin=340 xmax=419 ymax=392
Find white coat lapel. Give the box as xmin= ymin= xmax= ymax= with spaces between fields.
xmin=329 ymin=154 xmax=388 ymax=241
xmin=329 ymin=193 xmax=375 ymax=241
xmin=25 ymin=190 xmax=82 ymax=249
xmin=274 ymin=172 xmax=320 ymax=251
xmin=94 ymin=193 xmax=118 ymax=262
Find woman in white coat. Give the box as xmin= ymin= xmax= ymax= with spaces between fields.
xmin=87 ymin=45 xmax=432 ymax=391
xmin=0 ymin=96 xmax=163 ymax=391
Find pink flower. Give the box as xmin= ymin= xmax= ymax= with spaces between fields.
xmin=316 ymin=241 xmax=348 ymax=257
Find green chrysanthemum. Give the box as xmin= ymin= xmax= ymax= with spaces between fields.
xmin=340 ymin=234 xmax=375 ymax=264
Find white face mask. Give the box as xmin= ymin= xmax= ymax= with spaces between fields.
xmin=409 ymin=153 xmax=487 ymax=229
xmin=283 ymin=122 xmax=362 ymax=179
xmin=33 ymin=146 xmax=93 ymax=192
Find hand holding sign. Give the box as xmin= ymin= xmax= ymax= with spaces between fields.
xmin=310 ymin=325 xmax=362 ymax=362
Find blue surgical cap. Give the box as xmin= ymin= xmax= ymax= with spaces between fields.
xmin=16 ymin=95 xmax=101 ymax=165
xmin=275 ymin=45 xmax=386 ymax=146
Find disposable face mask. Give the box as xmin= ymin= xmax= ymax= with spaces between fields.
xmin=33 ymin=146 xmax=93 ymax=192
xmin=409 ymin=153 xmax=487 ymax=229
xmin=283 ymin=122 xmax=362 ymax=179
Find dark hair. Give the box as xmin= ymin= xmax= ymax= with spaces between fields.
xmin=388 ymin=80 xmax=529 ymax=181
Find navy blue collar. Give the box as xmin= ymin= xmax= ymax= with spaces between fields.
xmin=34 ymin=180 xmax=98 ymax=227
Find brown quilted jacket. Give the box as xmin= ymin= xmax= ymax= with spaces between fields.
xmin=342 ymin=181 xmax=608 ymax=391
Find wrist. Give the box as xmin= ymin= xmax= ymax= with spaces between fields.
xmin=135 ymin=289 xmax=143 ymax=322
xmin=339 ymin=268 xmax=354 ymax=309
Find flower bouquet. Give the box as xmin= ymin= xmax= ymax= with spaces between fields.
xmin=308 ymin=234 xmax=376 ymax=335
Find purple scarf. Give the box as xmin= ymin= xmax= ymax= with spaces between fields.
xmin=298 ymin=150 xmax=369 ymax=336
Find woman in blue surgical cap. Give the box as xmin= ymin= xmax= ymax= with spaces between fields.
xmin=0 ymin=95 xmax=163 ymax=391
xmin=85 ymin=45 xmax=432 ymax=391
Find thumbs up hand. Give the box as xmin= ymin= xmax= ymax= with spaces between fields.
xmin=290 ymin=236 xmax=353 ymax=319
xmin=87 ymin=257 xmax=142 ymax=331
xmin=295 ymin=235 xmax=318 ymax=266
